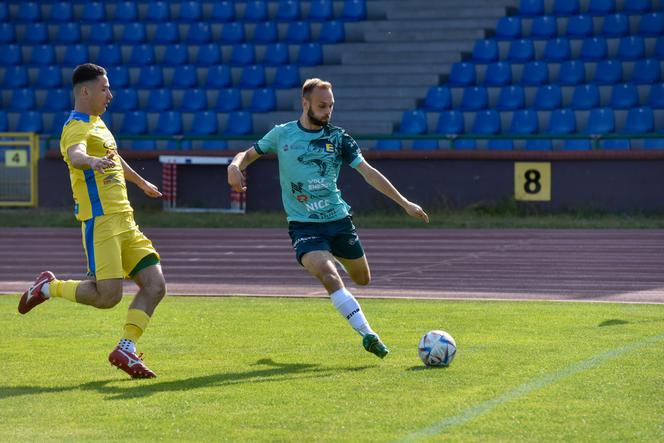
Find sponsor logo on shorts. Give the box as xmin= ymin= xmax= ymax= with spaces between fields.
xmin=293 ymin=236 xmax=320 ymax=248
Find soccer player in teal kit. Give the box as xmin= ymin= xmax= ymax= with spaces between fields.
xmin=228 ymin=78 xmax=429 ymax=358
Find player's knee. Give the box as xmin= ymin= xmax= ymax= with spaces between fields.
xmin=352 ymin=271 xmax=371 ymax=286
xmin=143 ymin=278 xmax=167 ymax=303
xmin=320 ymin=272 xmax=343 ymax=290
xmin=97 ymin=290 xmax=123 ymax=309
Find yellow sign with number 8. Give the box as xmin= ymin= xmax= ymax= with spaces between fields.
xmin=514 ymin=162 xmax=551 ymax=201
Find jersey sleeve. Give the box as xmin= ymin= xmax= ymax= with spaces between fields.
xmin=340 ymin=132 xmax=364 ymax=168
xmin=254 ymin=125 xmax=281 ymax=155
xmin=60 ymin=121 xmax=89 ymax=159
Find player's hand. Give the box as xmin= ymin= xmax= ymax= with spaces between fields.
xmin=140 ymin=180 xmax=163 ymax=198
xmin=227 ymin=164 xmax=246 ymax=193
xmin=88 ymin=156 xmax=115 ymax=173
xmin=404 ymin=202 xmax=429 ymax=223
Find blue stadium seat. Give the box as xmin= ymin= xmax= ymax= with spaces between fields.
xmin=521 ymin=61 xmax=549 ymax=85
xmin=0 ymin=110 xmax=9 ymax=131
xmin=88 ymin=23 xmax=113 ymax=44
xmin=191 ymin=111 xmax=218 ymax=135
xmin=570 ymin=84 xmax=599 ymax=109
xmin=156 ymin=111 xmax=182 ymax=135
xmin=205 ymin=65 xmax=232 ymax=88
xmin=412 ymin=140 xmax=439 ymax=150
xmin=187 ymin=23 xmax=212 ymax=44
xmin=37 ymin=66 xmax=62 ymax=88
xmin=250 ymin=87 xmax=277 ymax=112
xmin=476 ymin=110 xmax=509 ymax=150
xmin=122 ymin=111 xmax=148 ymax=134
xmin=215 ymin=88 xmax=242 ymax=112
xmin=131 ymin=140 xmax=157 ymax=151
xmin=147 ymin=89 xmax=173 ymax=111
xmin=638 ymin=12 xmax=664 ymax=36
xmin=422 ymin=86 xmax=452 ymax=111
xmin=436 ymin=110 xmax=464 ymax=134
xmin=531 ymin=16 xmax=558 ymax=39
xmin=534 ymin=84 xmax=562 ymax=109
xmin=297 ymin=43 xmax=323 ymax=65
xmin=253 ymin=22 xmax=278 ymax=43
xmin=225 ymin=111 xmax=253 ymax=135
xmin=110 ymin=89 xmax=138 ymax=111
xmin=602 ymin=13 xmax=629 ymax=37
xmin=544 ymin=38 xmax=571 ymax=61
xmin=55 ymin=22 xmax=81 ymax=44
xmin=0 ymin=44 xmax=21 ymax=65
xmin=263 ymin=43 xmax=290 ymax=66
xmin=196 ymin=44 xmax=222 ymax=66
xmin=496 ymin=85 xmax=525 ymax=110
xmin=647 ymin=83 xmax=664 ymax=108
xmin=17 ymin=111 xmax=42 ymax=133
xmin=231 ymin=43 xmax=256 ymax=65
xmin=654 ymin=37 xmax=664 ymax=59
xmin=558 ymin=61 xmax=589 ymax=91
xmin=519 ymin=0 xmax=544 ymax=16
xmin=341 ymin=0 xmax=367 ymax=21
xmin=82 ymin=2 xmax=105 ymax=22
xmin=308 ymin=0 xmax=334 ymax=21
xmin=472 ymin=40 xmax=499 ymax=63
xmin=163 ymin=44 xmax=188 ymax=66
xmin=624 ymin=107 xmax=653 ymax=132
xmin=617 ymin=36 xmax=645 ymax=60
xmin=484 ymin=62 xmax=512 ymax=86
xmin=43 ymin=89 xmax=70 ymax=111
xmin=146 ymin=1 xmax=170 ymax=22
xmin=96 ymin=45 xmax=122 ymax=67
xmin=63 ymin=44 xmax=88 ymax=65
xmin=553 ymin=0 xmax=580 ymax=16
xmin=566 ymin=14 xmax=593 ymax=37
xmin=588 ymin=0 xmax=615 ymax=16
xmin=548 ymin=109 xmax=583 ymax=149
xmin=643 ymin=136 xmax=664 ymax=149
xmin=221 ymin=22 xmax=245 ymax=43
xmin=129 ymin=45 xmax=156 ymax=65
xmin=122 ymin=23 xmax=146 ymax=44
xmin=49 ymin=2 xmax=73 ymax=22
xmin=508 ymin=39 xmax=535 ymax=62
xmin=460 ymin=86 xmax=488 ymax=110
xmin=107 ymin=66 xmax=129 ymax=88
xmin=586 ymin=107 xmax=615 ymax=133
xmin=601 ymin=139 xmax=630 ymax=149
xmin=319 ymin=20 xmax=346 ymax=43
xmin=47 ymin=111 xmax=70 ymax=136
xmin=580 ymin=37 xmax=608 ymax=60
xmin=211 ymin=1 xmax=235 ymax=22
xmin=278 ymin=0 xmax=301 ymax=21
xmin=286 ymin=21 xmax=311 ymax=43
xmin=375 ymin=140 xmax=402 ymax=151
xmin=137 ymin=66 xmax=164 ymax=88
xmin=0 ymin=23 xmax=14 ymax=44
xmin=448 ymin=62 xmax=476 ymax=86
xmin=631 ymin=58 xmax=661 ymax=84
xmin=0 ymin=4 xmax=7 ymax=22
xmin=593 ymin=59 xmax=622 ymax=84
xmin=511 ymin=109 xmax=539 ymax=134
xmin=171 ymin=65 xmax=198 ymax=88
xmin=609 ymin=83 xmax=638 ymax=109
xmin=273 ymin=65 xmax=300 ymax=88
xmin=179 ymin=1 xmax=202 ymax=22
xmin=113 ymin=2 xmax=137 ymax=22
xmin=29 ymin=45 xmax=56 ymax=65
xmin=24 ymin=23 xmax=48 ymax=44
xmin=623 ymin=0 xmax=651 ymax=14
xmin=17 ymin=2 xmax=40 ymax=22
xmin=495 ymin=16 xmax=521 ymax=40
xmin=1 ymin=66 xmax=28 ymax=88
xmin=181 ymin=89 xmax=207 ymax=111
xmin=243 ymin=1 xmax=268 ymax=22
xmin=400 ymin=110 xmax=427 ymax=134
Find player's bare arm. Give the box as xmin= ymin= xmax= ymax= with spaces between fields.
xmin=355 ymin=160 xmax=429 ymax=223
xmin=67 ymin=144 xmax=115 ymax=173
xmin=228 ymin=147 xmax=261 ymax=192
xmin=119 ymin=156 xmax=162 ymax=198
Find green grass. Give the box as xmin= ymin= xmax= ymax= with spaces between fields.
xmin=2 ymin=295 xmax=663 ymax=442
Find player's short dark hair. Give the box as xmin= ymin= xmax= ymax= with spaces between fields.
xmin=72 ymin=63 xmax=106 ymax=87
xmin=302 ymin=78 xmax=332 ymax=98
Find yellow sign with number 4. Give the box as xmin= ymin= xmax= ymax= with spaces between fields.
xmin=514 ymin=162 xmax=551 ymax=201
xmin=5 ymin=149 xmax=28 ymax=167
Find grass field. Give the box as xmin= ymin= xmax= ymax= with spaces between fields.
xmin=2 ymin=295 xmax=663 ymax=442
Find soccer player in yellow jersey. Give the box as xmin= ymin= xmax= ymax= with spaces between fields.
xmin=18 ymin=63 xmax=166 ymax=379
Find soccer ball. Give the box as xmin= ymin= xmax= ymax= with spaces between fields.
xmin=418 ymin=330 xmax=457 ymax=367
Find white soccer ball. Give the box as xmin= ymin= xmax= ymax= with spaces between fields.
xmin=418 ymin=330 xmax=457 ymax=367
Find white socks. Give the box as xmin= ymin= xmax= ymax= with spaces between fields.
xmin=118 ymin=338 xmax=136 ymax=354
xmin=330 ymin=287 xmax=375 ymax=337
xmin=41 ymin=282 xmax=50 ymax=296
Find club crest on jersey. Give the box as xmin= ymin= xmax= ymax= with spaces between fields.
xmin=324 ymin=143 xmax=334 ymax=153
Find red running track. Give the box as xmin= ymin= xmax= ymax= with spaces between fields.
xmin=1 ymin=228 xmax=663 ymax=304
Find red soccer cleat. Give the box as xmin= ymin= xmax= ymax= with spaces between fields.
xmin=18 ymin=271 xmax=55 ymax=314
xmin=108 ymin=347 xmax=157 ymax=379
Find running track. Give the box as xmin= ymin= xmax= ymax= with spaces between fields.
xmin=1 ymin=228 xmax=663 ymax=304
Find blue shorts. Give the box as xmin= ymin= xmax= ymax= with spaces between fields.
xmin=288 ymin=216 xmax=365 ymax=265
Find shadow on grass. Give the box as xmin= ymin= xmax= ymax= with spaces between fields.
xmin=599 ymin=319 xmax=630 ymax=327
xmin=0 ymin=358 xmax=374 ymax=401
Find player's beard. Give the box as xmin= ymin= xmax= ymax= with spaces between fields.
xmin=307 ymin=108 xmax=329 ymax=127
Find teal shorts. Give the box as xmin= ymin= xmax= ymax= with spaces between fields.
xmin=288 ymin=216 xmax=365 ymax=265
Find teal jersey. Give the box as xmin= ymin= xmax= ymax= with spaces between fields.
xmin=254 ymin=120 xmax=364 ymax=223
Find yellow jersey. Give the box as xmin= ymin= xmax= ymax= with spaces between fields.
xmin=60 ymin=111 xmax=132 ymax=221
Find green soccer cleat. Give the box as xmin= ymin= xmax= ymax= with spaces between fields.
xmin=362 ymin=334 xmax=389 ymax=359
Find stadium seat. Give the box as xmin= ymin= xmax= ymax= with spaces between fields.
xmin=412 ymin=140 xmax=439 ymax=150
xmin=171 ymin=65 xmax=198 ymax=88
xmin=113 ymin=2 xmax=137 ymax=22
xmin=422 ymin=86 xmax=452 ymax=111
xmin=511 ymin=109 xmax=539 ymax=134
xmin=286 ymin=21 xmax=311 ymax=43
xmin=156 ymin=111 xmax=182 ymax=135
xmin=520 ymin=61 xmax=549 ymax=85
xmin=448 ymin=62 xmax=476 ymax=86
xmin=221 ymin=22 xmax=245 ymax=43
xmin=308 ymin=0 xmax=334 ymax=21
xmin=319 ymin=21 xmax=346 ymax=43
xmin=623 ymin=0 xmax=651 ymax=15
xmin=617 ymin=36 xmax=645 ymax=60
xmin=631 ymin=58 xmax=661 ymax=84
xmin=0 ymin=4 xmax=7 ymax=22
xmin=187 ymin=23 xmax=211 ymax=44
xmin=211 ymin=1 xmax=235 ymax=22
xmin=163 ymin=44 xmax=188 ymax=66
xmin=82 ymin=2 xmax=105 ymax=22
xmin=11 ymin=89 xmax=36 ymax=111
xmin=643 ymin=137 xmax=664 ymax=149
xmin=531 ymin=16 xmax=558 ymax=39
xmin=37 ymin=66 xmax=62 ymax=88
xmin=496 ymin=85 xmax=525 ymax=110
xmin=55 ymin=23 xmax=81 ymax=44
xmin=225 ymin=111 xmax=253 ymax=135
xmin=601 ymin=139 xmax=630 ymax=149
xmin=654 ymin=37 xmax=664 ymax=59
xmin=96 ymin=45 xmax=123 ymax=67
xmin=278 ymin=0 xmax=301 ymax=21
xmin=16 ymin=2 xmax=40 ymax=22
xmin=107 ymin=66 xmax=129 ymax=88
xmin=519 ymin=0 xmax=544 ymax=16
xmin=137 ymin=66 xmax=164 ymax=88
xmin=63 ymin=44 xmax=88 ymax=65
xmin=17 ymin=111 xmax=43 ymax=133
xmin=179 ymin=1 xmax=202 ymax=22
xmin=484 ymin=62 xmax=512 ymax=86
xmin=297 ymin=43 xmax=323 ymax=65
xmin=400 ymin=110 xmax=428 ymax=134
xmin=0 ymin=44 xmax=21 ymax=65
xmin=273 ymin=65 xmax=300 ymax=88
xmin=534 ymin=84 xmax=562 ymax=109
xmin=647 ymin=83 xmax=664 ymax=108
xmin=0 ymin=23 xmax=14 ymax=44
xmin=548 ymin=109 xmax=583 ymax=149
xmin=205 ymin=65 xmax=232 ymax=88
xmin=374 ymin=140 xmax=402 ymax=151
xmin=558 ymin=60 xmax=586 ymax=85
xmin=253 ymin=21 xmax=278 ymax=43
xmin=24 ymin=23 xmax=48 ymax=44
xmin=570 ymin=84 xmax=600 ymax=109
xmin=243 ymin=1 xmax=268 ymax=22
xmin=250 ymin=88 xmax=277 ymax=112
xmin=110 ymin=89 xmax=138 ymax=111
xmin=341 ymin=0 xmax=367 ymax=21
xmin=46 ymin=111 xmax=70 ymax=136
xmin=146 ymin=1 xmax=170 ymax=22
xmin=638 ymin=13 xmax=664 ymax=36
xmin=460 ymin=86 xmax=488 ymax=111
xmin=196 ymin=44 xmax=222 ymax=65
xmin=472 ymin=40 xmax=499 ymax=63
xmin=495 ymin=16 xmax=521 ymax=40
xmin=131 ymin=140 xmax=157 ymax=151
xmin=147 ymin=89 xmax=173 ymax=111
xmin=580 ymin=37 xmax=608 ymax=60
xmin=566 ymin=14 xmax=593 ymax=37
xmin=215 ymin=88 xmax=242 ymax=112
xmin=602 ymin=13 xmax=629 ymax=37
xmin=129 ymin=45 xmax=156 ymax=65
xmin=588 ymin=0 xmax=615 ymax=16
xmin=553 ymin=0 xmax=580 ymax=16
xmin=121 ymin=111 xmax=148 ymax=134
xmin=122 ymin=23 xmax=146 ymax=44
xmin=88 ymin=23 xmax=113 ymax=44
xmin=624 ymin=107 xmax=654 ymax=133
xmin=436 ymin=110 xmax=464 ymax=134
xmin=477 ymin=110 xmax=510 ymax=150
xmin=508 ymin=39 xmax=535 ymax=62
xmin=609 ymin=83 xmax=638 ymax=109
xmin=1 ymin=66 xmax=28 ymax=88
xmin=263 ymin=43 xmax=290 ymax=66
xmin=586 ymin=107 xmax=615 ymax=134
xmin=43 ymin=89 xmax=70 ymax=111
xmin=230 ymin=43 xmax=256 ymax=65
xmin=593 ymin=59 xmax=622 ymax=84
xmin=49 ymin=2 xmax=73 ymax=22
xmin=191 ymin=111 xmax=219 ymax=135
xmin=181 ymin=89 xmax=207 ymax=111
xmin=544 ymin=38 xmax=571 ymax=61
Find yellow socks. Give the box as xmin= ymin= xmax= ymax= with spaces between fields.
xmin=48 ymin=279 xmax=80 ymax=302
xmin=122 ymin=309 xmax=151 ymax=343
